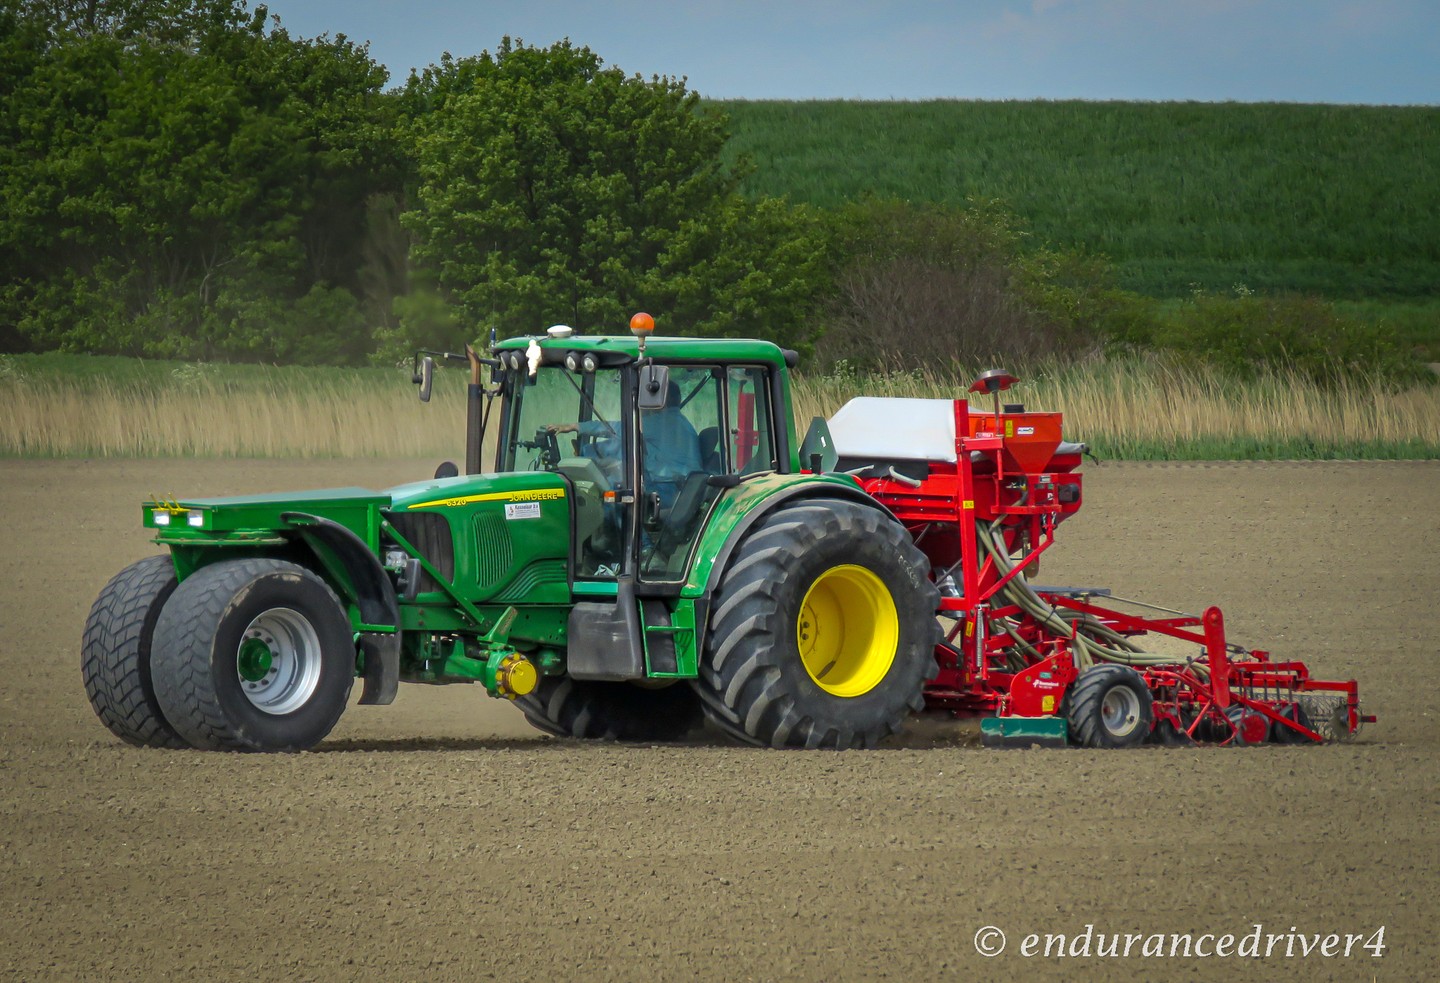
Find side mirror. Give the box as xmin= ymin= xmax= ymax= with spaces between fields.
xmin=416 ymin=355 xmax=435 ymax=403
xmin=637 ymin=363 xmax=669 ymax=411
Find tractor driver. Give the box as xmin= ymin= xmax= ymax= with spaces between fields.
xmin=548 ymin=380 xmax=701 ymax=508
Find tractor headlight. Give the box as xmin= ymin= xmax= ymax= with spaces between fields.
xmin=581 ymin=354 xmax=598 ymax=373
xmin=153 ymin=511 xmax=171 ymax=526
xmin=186 ymin=510 xmax=206 ymax=528
xmin=564 ymin=352 xmax=579 ymax=372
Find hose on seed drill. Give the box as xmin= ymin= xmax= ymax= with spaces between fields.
xmin=975 ymin=520 xmax=1212 ymax=676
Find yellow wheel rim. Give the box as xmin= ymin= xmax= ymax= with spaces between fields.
xmin=796 ymin=564 xmax=900 ymax=698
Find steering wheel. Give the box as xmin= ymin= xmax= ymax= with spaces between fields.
xmin=534 ymin=427 xmax=562 ymax=469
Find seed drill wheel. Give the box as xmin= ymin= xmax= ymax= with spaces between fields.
xmin=1223 ymin=704 xmax=1271 ymax=745
xmin=693 ymin=498 xmax=939 ymax=749
xmin=150 ymin=559 xmax=354 ymax=751
xmin=1065 ymin=664 xmax=1154 ymax=748
xmin=517 ymin=677 xmax=703 ymax=742
xmin=81 ymin=555 xmax=189 ymax=748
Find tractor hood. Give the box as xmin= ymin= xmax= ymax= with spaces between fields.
xmin=143 ymin=472 xmax=565 ymax=546
xmin=144 ymin=486 xmax=392 ymax=541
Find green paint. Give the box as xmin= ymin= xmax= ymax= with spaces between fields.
xmin=683 ymin=472 xmax=862 ymax=595
xmin=237 ymin=637 xmax=273 ymax=682
xmin=980 ymin=716 xmax=1069 ymax=748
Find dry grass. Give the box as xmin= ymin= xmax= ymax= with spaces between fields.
xmin=2 ymin=355 xmax=1436 ymax=460
xmin=793 ymin=356 xmax=1440 ymax=459
xmin=1 ymin=374 xmax=467 ymax=459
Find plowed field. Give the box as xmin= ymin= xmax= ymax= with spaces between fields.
xmin=2 ymin=459 xmax=1436 ymax=981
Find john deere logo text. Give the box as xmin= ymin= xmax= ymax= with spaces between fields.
xmin=407 ymin=488 xmax=566 ymax=509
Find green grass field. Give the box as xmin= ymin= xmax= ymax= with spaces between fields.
xmin=4 ymin=353 xmax=1436 ymax=461
xmin=714 ymin=100 xmax=1440 ymax=301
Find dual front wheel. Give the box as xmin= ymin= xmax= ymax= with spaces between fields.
xmin=83 ymin=557 xmax=354 ymax=751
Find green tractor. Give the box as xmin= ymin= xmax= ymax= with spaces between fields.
xmin=82 ymin=316 xmax=939 ymax=751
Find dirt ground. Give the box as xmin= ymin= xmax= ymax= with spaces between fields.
xmin=2 ymin=457 xmax=1437 ymax=982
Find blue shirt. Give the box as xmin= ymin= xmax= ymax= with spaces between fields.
xmin=578 ymin=410 xmax=700 ymax=484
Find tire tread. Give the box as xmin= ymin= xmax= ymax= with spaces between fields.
xmin=151 ymin=559 xmax=349 ymax=751
xmin=81 ymin=556 xmax=188 ymax=748
xmin=694 ymin=497 xmax=940 ymax=749
xmin=1066 ymin=664 xmax=1153 ymax=749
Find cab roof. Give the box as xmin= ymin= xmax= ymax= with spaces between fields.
xmin=491 ymin=333 xmax=799 ymax=369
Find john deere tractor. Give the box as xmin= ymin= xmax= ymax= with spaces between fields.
xmin=82 ymin=316 xmax=939 ymax=751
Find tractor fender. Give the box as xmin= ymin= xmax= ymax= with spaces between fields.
xmin=280 ymin=512 xmax=400 ymax=706
xmin=692 ymin=478 xmax=901 ymax=597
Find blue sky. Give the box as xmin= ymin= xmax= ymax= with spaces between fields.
xmin=264 ymin=1 xmax=1438 ymax=104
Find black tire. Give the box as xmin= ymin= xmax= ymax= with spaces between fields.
xmin=693 ymin=498 xmax=939 ymax=749
xmin=150 ymin=559 xmax=355 ymax=751
xmin=81 ymin=556 xmax=189 ymax=748
xmin=1271 ymin=701 xmax=1318 ymax=744
xmin=517 ymin=677 xmax=703 ymax=741
xmin=1066 ymin=664 xmax=1154 ymax=748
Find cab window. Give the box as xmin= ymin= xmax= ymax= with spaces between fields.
xmin=726 ymin=366 xmax=775 ymax=474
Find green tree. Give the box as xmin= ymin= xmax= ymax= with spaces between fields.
xmin=814 ymin=197 xmax=1152 ymax=371
xmin=0 ymin=0 xmax=403 ymax=362
xmin=1155 ymin=288 xmax=1419 ymax=386
xmin=401 ymin=39 xmax=824 ymax=349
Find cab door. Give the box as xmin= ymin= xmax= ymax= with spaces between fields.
xmin=637 ymin=364 xmax=777 ymax=584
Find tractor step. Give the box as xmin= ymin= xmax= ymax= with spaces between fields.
xmin=980 ymin=715 xmax=1069 ymax=748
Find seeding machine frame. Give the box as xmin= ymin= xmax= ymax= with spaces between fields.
xmin=838 ymin=370 xmax=1370 ymax=747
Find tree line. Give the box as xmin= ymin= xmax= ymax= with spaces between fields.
xmin=0 ymin=1 xmax=832 ymax=364
xmin=0 ymin=1 xmax=1420 ymax=382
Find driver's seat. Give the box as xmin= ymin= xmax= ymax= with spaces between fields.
xmin=654 ymin=470 xmax=711 ymax=559
xmin=697 ymin=427 xmax=723 ymax=473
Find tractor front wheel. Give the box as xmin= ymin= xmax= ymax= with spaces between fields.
xmin=151 ymin=559 xmax=355 ymax=751
xmin=694 ymin=498 xmax=938 ymax=749
xmin=517 ymin=677 xmax=703 ymax=742
xmin=1066 ymin=664 xmax=1154 ymax=748
xmin=81 ymin=555 xmax=189 ymax=748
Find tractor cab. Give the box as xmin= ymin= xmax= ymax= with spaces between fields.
xmin=479 ymin=319 xmax=788 ymax=588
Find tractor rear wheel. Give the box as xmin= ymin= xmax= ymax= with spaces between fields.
xmin=81 ymin=555 xmax=189 ymax=748
xmin=517 ymin=677 xmax=703 ymax=742
xmin=1066 ymin=664 xmax=1154 ymax=748
xmin=150 ymin=559 xmax=355 ymax=751
xmin=693 ymin=498 xmax=938 ymax=749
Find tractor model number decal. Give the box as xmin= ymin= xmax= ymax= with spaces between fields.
xmin=505 ymin=502 xmax=542 ymax=520
xmin=407 ymin=488 xmax=566 ymax=509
